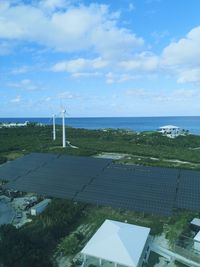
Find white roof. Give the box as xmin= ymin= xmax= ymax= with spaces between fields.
xmin=81 ymin=219 xmax=150 ymax=267
xmin=31 ymin=199 xmax=51 ymax=209
xmin=159 ymin=125 xmax=180 ymax=129
xmin=194 ymin=231 xmax=200 ymax=242
xmin=191 ymin=218 xmax=200 ymax=227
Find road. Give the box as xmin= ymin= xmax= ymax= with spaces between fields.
xmin=151 ymin=243 xmax=200 ymax=267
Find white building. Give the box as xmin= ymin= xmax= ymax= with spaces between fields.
xmin=194 ymin=231 xmax=200 ymax=253
xmin=30 ymin=199 xmax=51 ymax=216
xmin=81 ymin=219 xmax=150 ymax=267
xmin=158 ymin=125 xmax=182 ymax=138
xmin=0 ymin=121 xmax=29 ymax=128
xmin=191 ymin=218 xmax=200 ymax=231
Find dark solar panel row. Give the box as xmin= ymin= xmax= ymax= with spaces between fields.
xmin=175 ymin=169 xmax=200 ymax=211
xmin=2 ymin=153 xmax=112 ymax=203
xmin=73 ymin=164 xmax=177 ymax=216
xmin=0 ymin=153 xmax=58 ymax=181
xmin=2 ymin=153 xmax=200 ymax=216
xmin=75 ymin=193 xmax=172 ymax=216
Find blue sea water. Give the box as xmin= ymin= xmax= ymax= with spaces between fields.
xmin=0 ymin=117 xmax=200 ymax=135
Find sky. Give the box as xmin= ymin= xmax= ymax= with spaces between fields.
xmin=1 ymin=0 xmax=200 ymax=117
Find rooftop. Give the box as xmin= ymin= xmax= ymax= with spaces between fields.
xmin=191 ymin=218 xmax=200 ymax=227
xmin=159 ymin=125 xmax=180 ymax=129
xmin=81 ymin=219 xmax=150 ymax=267
xmin=194 ymin=231 xmax=200 ymax=242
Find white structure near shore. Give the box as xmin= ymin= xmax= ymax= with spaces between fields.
xmin=0 ymin=121 xmax=29 ymax=128
xmin=81 ymin=219 xmax=150 ymax=267
xmin=158 ymin=125 xmax=188 ymax=138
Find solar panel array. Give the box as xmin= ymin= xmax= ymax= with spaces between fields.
xmin=2 ymin=153 xmax=111 ymax=199
xmin=76 ymin=164 xmax=178 ymax=216
xmin=0 ymin=153 xmax=57 ymax=181
xmin=175 ymin=170 xmax=200 ymax=211
xmin=1 ymin=153 xmax=200 ymax=216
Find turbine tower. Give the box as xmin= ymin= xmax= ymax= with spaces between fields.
xmin=52 ymin=114 xmax=56 ymax=141
xmin=62 ymin=109 xmax=66 ymax=148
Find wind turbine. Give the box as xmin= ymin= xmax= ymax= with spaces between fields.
xmin=62 ymin=109 xmax=66 ymax=148
xmin=52 ymin=114 xmax=56 ymax=141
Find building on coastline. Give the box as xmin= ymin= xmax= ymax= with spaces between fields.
xmin=158 ymin=125 xmax=189 ymax=138
xmin=0 ymin=121 xmax=29 ymax=128
xmin=81 ymin=219 xmax=150 ymax=267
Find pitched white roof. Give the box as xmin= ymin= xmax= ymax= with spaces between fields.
xmin=81 ymin=219 xmax=150 ymax=267
xmin=194 ymin=231 xmax=200 ymax=242
xmin=191 ymin=218 xmax=200 ymax=227
xmin=159 ymin=125 xmax=180 ymax=129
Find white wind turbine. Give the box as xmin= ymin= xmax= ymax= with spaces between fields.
xmin=52 ymin=114 xmax=56 ymax=141
xmin=62 ymin=109 xmax=66 ymax=148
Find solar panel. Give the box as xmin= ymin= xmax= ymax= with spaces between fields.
xmin=2 ymin=153 xmax=200 ymax=216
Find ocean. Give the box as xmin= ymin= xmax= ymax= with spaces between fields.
xmin=0 ymin=117 xmax=200 ymax=135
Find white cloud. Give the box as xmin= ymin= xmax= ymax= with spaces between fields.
xmin=11 ymin=66 xmax=30 ymax=74
xmin=52 ymin=53 xmax=158 ymax=82
xmin=125 ymin=88 xmax=200 ymax=102
xmin=105 ymin=72 xmax=137 ymax=84
xmin=161 ymin=25 xmax=200 ymax=83
xmin=10 ymin=95 xmax=21 ymax=103
xmin=128 ymin=3 xmax=135 ymax=11
xmin=71 ymin=72 xmax=102 ymax=78
xmin=57 ymin=91 xmax=79 ymax=99
xmin=0 ymin=1 xmax=143 ymax=58
xmin=39 ymin=0 xmax=69 ymax=11
xmin=177 ymin=68 xmax=200 ymax=84
xmin=119 ymin=53 xmax=159 ymax=72
xmin=52 ymin=57 xmax=108 ymax=73
xmin=8 ymin=79 xmax=39 ymax=91
xmin=162 ymin=26 xmax=200 ymax=66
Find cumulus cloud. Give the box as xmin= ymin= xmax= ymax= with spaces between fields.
xmin=52 ymin=53 xmax=158 ymax=81
xmin=162 ymin=25 xmax=200 ymax=83
xmin=2 ymin=1 xmax=200 ymax=86
xmin=162 ymin=26 xmax=200 ymax=66
xmin=52 ymin=57 xmax=108 ymax=73
xmin=177 ymin=68 xmax=200 ymax=84
xmin=105 ymin=72 xmax=138 ymax=84
xmin=0 ymin=1 xmax=143 ymax=58
xmin=119 ymin=52 xmax=159 ymax=72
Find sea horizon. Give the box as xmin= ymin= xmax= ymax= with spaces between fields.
xmin=1 ymin=116 xmax=200 ymax=135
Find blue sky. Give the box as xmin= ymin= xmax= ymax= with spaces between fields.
xmin=1 ymin=0 xmax=200 ymax=117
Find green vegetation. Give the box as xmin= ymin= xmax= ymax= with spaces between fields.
xmin=0 ymin=199 xmax=85 ymax=267
xmin=1 ymin=125 xmax=200 ymax=266
xmin=1 ymin=125 xmax=200 ymax=170
xmin=0 ymin=200 xmax=168 ymax=267
xmin=166 ymin=211 xmax=200 ymax=245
